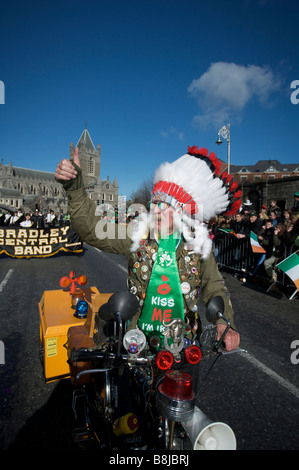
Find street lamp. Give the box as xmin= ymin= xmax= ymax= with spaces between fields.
xmin=216 ymin=123 xmax=231 ymax=175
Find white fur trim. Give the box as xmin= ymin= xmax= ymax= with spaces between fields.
xmin=173 ymin=211 xmax=212 ymax=259
xmin=129 ymin=211 xmax=212 ymax=259
xmin=129 ymin=212 xmax=151 ymax=252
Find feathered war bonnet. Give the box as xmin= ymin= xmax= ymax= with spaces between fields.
xmin=130 ymin=146 xmax=242 ymax=259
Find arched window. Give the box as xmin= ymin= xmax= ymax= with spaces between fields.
xmin=88 ymin=157 xmax=94 ymax=174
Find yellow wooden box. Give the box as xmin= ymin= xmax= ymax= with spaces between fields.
xmin=39 ymin=287 xmax=112 ymax=382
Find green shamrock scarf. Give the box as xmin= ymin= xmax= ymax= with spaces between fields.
xmin=138 ymin=232 xmax=184 ymax=348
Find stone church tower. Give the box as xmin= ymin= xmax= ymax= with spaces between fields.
xmin=69 ymin=126 xmax=101 ymax=188
xmin=0 ymin=126 xmax=118 ymax=215
xmin=69 ymin=126 xmax=118 ymax=206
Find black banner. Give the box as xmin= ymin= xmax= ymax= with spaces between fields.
xmin=0 ymin=225 xmax=83 ymax=258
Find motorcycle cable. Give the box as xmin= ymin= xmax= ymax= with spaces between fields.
xmin=195 ymin=352 xmax=222 ymax=397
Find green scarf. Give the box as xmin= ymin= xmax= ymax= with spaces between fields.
xmin=138 ymin=232 xmax=184 ymax=348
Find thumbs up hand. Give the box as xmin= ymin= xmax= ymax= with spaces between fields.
xmin=72 ymin=146 xmax=81 ymax=168
xmin=55 ymin=147 xmax=80 ymax=181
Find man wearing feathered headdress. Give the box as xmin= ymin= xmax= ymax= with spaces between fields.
xmin=55 ymin=146 xmax=241 ymax=351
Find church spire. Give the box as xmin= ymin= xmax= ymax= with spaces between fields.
xmin=76 ymin=125 xmax=96 ymax=154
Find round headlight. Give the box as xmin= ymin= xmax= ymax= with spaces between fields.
xmin=123 ymin=329 xmax=146 ymax=354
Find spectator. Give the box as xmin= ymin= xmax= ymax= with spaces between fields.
xmin=258 ymin=219 xmax=274 ymax=259
xmin=259 ymin=205 xmax=269 ymax=221
xmin=269 ymin=209 xmax=281 ymax=228
xmin=231 ymin=212 xmax=249 ymax=239
xmin=291 ymin=192 xmax=299 ymax=213
xmin=249 ymin=210 xmax=263 ymax=234
xmin=207 ymin=217 xmax=217 ymax=240
xmin=267 ymin=200 xmax=281 ymax=217
xmin=242 ymin=199 xmax=253 ymax=212
xmin=64 ymin=213 xmax=71 ymax=226
xmin=283 ymin=213 xmax=299 ymax=250
xmin=218 ymin=215 xmax=232 ymax=230
xmin=264 ymin=223 xmax=286 ymax=282
xmin=283 ymin=209 xmax=292 ymax=231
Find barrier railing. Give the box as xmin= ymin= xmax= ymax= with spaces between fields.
xmin=213 ymin=231 xmax=292 ymax=289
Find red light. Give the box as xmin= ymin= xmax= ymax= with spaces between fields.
xmin=184 ymin=345 xmax=202 ymax=365
xmin=155 ymin=350 xmax=174 ymax=370
xmin=160 ymin=370 xmax=194 ymax=400
xmin=77 ymin=275 xmax=87 ymax=286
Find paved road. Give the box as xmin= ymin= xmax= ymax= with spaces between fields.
xmin=0 ymin=244 xmax=298 ymax=450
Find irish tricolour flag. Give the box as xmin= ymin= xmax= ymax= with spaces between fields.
xmin=276 ymin=251 xmax=299 ymax=290
xmin=250 ymin=231 xmax=266 ymax=254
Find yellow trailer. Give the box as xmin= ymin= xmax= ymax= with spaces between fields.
xmin=39 ymin=278 xmax=112 ymax=383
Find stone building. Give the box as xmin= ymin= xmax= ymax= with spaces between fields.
xmin=230 ymin=159 xmax=299 ymax=184
xmin=240 ymin=175 xmax=299 ymax=213
xmin=229 ymin=159 xmax=299 ymax=212
xmin=71 ymin=127 xmax=118 ymax=206
xmin=0 ymin=163 xmax=64 ymax=213
xmin=0 ymin=127 xmax=118 ymax=214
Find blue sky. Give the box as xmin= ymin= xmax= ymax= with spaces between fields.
xmin=0 ymin=0 xmax=298 ymax=198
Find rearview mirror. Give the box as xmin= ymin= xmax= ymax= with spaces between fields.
xmin=99 ymin=290 xmax=139 ymax=322
xmin=206 ymin=296 xmax=224 ymax=324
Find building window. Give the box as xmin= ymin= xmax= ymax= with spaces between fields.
xmin=240 ymin=176 xmax=247 ymax=182
xmin=88 ymin=157 xmax=94 ymax=174
xmin=266 ymin=166 xmax=277 ymax=172
xmin=110 ymin=194 xmax=113 ymax=201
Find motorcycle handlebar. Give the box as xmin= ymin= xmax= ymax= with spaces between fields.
xmin=70 ymin=347 xmax=151 ymax=365
xmin=70 ymin=348 xmax=106 ymax=363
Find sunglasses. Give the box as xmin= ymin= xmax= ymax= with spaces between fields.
xmin=149 ymin=201 xmax=171 ymax=211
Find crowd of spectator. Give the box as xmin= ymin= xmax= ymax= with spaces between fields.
xmin=208 ymin=195 xmax=299 ymax=283
xmin=0 ymin=208 xmax=71 ymax=228
xmin=96 ymin=205 xmax=142 ymax=224
xmin=2 ymin=194 xmax=298 ymax=285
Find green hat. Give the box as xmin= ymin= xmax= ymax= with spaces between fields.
xmin=293 ymin=191 xmax=299 ymax=197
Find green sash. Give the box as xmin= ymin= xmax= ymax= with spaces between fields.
xmin=138 ymin=233 xmax=184 ymax=347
